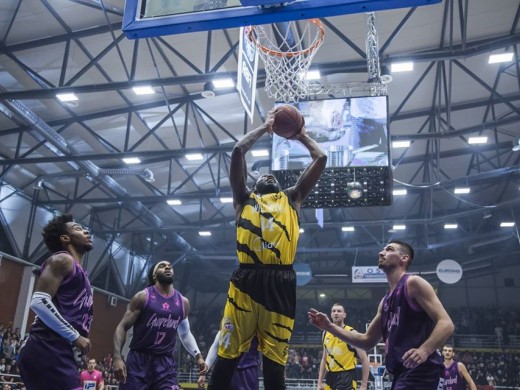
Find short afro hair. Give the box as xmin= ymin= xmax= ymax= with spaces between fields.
xmin=42 ymin=214 xmax=74 ymax=253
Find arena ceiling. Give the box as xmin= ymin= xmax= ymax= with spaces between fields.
xmin=0 ymin=0 xmax=519 ymax=296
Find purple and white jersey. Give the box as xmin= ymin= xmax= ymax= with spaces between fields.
xmin=129 ymin=286 xmax=185 ymax=355
xmin=32 ymin=251 xmax=94 ymax=337
xmin=444 ymin=361 xmax=466 ymax=390
xmin=380 ymin=273 xmax=443 ymax=374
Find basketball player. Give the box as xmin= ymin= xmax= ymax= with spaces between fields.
xmin=208 ymin=109 xmax=327 ymax=390
xmin=80 ymin=358 xmax=104 ymax=390
xmin=442 ymin=344 xmax=476 ymax=390
xmin=18 ymin=214 xmax=94 ymax=390
xmin=198 ymin=333 xmax=260 ymax=390
xmin=309 ymin=241 xmax=454 ymax=390
xmin=318 ymin=303 xmax=369 ymax=390
xmin=112 ymin=260 xmax=207 ymax=390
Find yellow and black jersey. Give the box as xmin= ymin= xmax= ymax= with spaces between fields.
xmin=323 ymin=325 xmax=358 ymax=372
xmin=236 ymin=191 xmax=299 ymax=266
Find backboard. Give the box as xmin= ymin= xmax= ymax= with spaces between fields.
xmin=122 ymin=0 xmax=442 ymax=39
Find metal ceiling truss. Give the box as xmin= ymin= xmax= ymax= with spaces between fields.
xmin=0 ymin=0 xmax=519 ymax=297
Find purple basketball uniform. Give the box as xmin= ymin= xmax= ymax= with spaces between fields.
xmin=381 ymin=274 xmax=443 ymax=389
xmin=230 ymin=337 xmax=260 ymax=390
xmin=19 ymin=252 xmax=94 ymax=390
xmin=121 ymin=286 xmax=185 ymax=390
xmin=444 ymin=361 xmax=467 ymax=390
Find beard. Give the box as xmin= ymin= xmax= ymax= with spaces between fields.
xmin=156 ymin=273 xmax=174 ymax=285
xmin=255 ymin=181 xmax=280 ymax=195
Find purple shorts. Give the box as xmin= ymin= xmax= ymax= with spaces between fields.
xmin=18 ymin=331 xmax=81 ymax=390
xmin=119 ymin=349 xmax=180 ymax=390
xmin=230 ymin=365 xmax=259 ymax=390
xmin=391 ymin=363 xmax=444 ymax=390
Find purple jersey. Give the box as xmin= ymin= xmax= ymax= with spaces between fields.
xmin=444 ymin=361 xmax=467 ymax=390
xmin=381 ymin=273 xmax=442 ymax=374
xmin=32 ymin=251 xmax=94 ymax=337
xmin=129 ymin=286 xmax=185 ymax=354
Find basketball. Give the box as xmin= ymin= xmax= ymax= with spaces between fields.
xmin=271 ymin=105 xmax=305 ymax=139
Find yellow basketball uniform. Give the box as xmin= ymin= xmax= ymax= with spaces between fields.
xmin=323 ymin=326 xmax=358 ymax=389
xmin=218 ymin=191 xmax=299 ymax=365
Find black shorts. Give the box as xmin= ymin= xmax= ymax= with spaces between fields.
xmin=326 ymin=369 xmax=356 ymax=390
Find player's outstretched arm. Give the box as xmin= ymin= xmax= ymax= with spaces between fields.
xmin=401 ymin=275 xmax=454 ymax=369
xmin=458 ymin=362 xmax=477 ymax=390
xmin=308 ymin=303 xmax=382 ymax=351
xmin=289 ymin=129 xmax=327 ymax=206
xmin=355 ymin=346 xmax=370 ymax=390
xmin=230 ymin=112 xmax=274 ymax=208
xmin=30 ymin=253 xmax=91 ymax=353
xmin=316 ymin=343 xmax=327 ymax=390
xmin=112 ymin=290 xmax=146 ymax=383
xmin=198 ymin=331 xmax=220 ymax=387
xmin=178 ymin=297 xmax=207 ymax=375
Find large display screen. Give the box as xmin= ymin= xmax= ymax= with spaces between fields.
xmin=271 ymin=96 xmax=389 ymax=171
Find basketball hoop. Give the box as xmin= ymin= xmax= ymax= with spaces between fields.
xmin=246 ymin=19 xmax=325 ymax=102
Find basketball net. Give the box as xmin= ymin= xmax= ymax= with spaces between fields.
xmin=246 ymin=19 xmax=325 ymax=102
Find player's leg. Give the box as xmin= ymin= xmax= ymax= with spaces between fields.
xmin=152 ymin=354 xmax=181 ymax=390
xmin=119 ymin=350 xmax=151 ymax=390
xmin=230 ymin=366 xmax=259 ymax=390
xmin=18 ymin=332 xmax=82 ymax=390
xmin=262 ymin=354 xmax=286 ymax=390
xmin=209 ymin=272 xmax=257 ymax=390
xmin=257 ymin=270 xmax=296 ymax=390
xmin=391 ymin=363 xmax=444 ymax=390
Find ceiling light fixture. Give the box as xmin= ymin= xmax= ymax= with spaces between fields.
xmin=201 ymin=82 xmax=216 ymax=98
xmin=185 ymin=153 xmax=203 ymax=161
xmin=392 ymin=140 xmax=411 ymax=148
xmin=500 ymin=222 xmax=515 ymax=227
xmin=212 ymin=78 xmax=234 ymax=89
xmin=305 ymin=70 xmax=321 ymax=80
xmin=132 ymin=86 xmax=155 ymax=95
xmin=220 ymin=197 xmax=233 ymax=203
xmin=346 ymin=181 xmax=363 ymax=199
xmin=393 ymin=189 xmax=407 ymax=196
xmin=379 ymin=65 xmax=393 ymax=84
xmin=167 ymin=199 xmax=182 ymax=206
xmin=122 ymin=157 xmax=141 ymax=164
xmin=199 ymin=231 xmax=212 ymax=236
xmin=512 ymin=139 xmax=520 ymax=152
xmin=56 ymin=93 xmax=78 ymax=102
xmin=488 ymin=53 xmax=514 ymax=64
xmin=390 ymin=62 xmax=414 ymax=72
xmin=454 ymin=187 xmax=470 ymax=194
xmin=251 ymin=149 xmax=269 ymax=157
xmin=341 ymin=226 xmax=355 ymax=232
xmin=468 ymin=136 xmax=488 ymax=144
xmin=393 ymin=224 xmax=406 ymax=230
xmin=444 ymin=223 xmax=458 ymax=229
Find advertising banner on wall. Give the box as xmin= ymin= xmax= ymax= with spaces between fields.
xmin=436 ymin=259 xmax=463 ymax=284
xmin=294 ymin=263 xmax=312 ymax=286
xmin=352 ymin=266 xmax=387 ymax=283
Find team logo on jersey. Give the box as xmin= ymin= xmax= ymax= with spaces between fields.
xmin=222 ymin=317 xmax=234 ymax=331
xmin=162 ymin=302 xmax=170 ymax=310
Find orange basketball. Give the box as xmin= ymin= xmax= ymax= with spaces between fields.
xmin=272 ymin=105 xmax=305 ymax=139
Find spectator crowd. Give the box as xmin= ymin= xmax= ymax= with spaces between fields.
xmin=2 ymin=305 xmax=520 ymax=388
